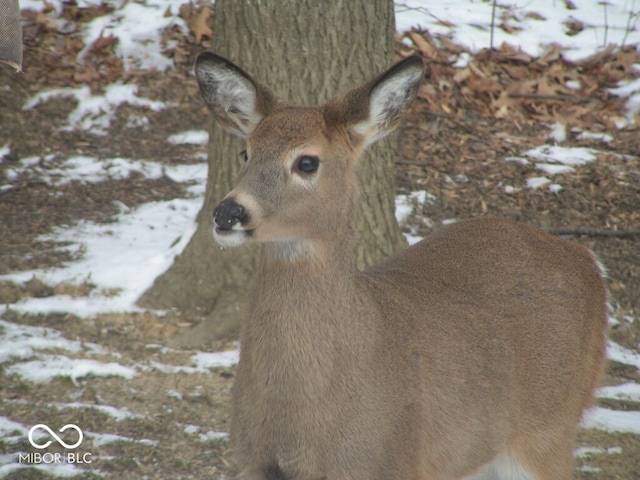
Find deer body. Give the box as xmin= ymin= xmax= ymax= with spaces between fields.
xmin=195 ymin=53 xmax=608 ymax=480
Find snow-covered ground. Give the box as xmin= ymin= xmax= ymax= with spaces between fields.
xmin=1 ymin=0 xmax=639 ymax=478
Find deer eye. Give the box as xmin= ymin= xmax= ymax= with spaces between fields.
xmin=239 ymin=150 xmax=248 ymax=162
xmin=294 ymin=155 xmax=319 ymax=174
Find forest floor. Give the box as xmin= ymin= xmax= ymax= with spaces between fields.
xmin=1 ymin=1 xmax=639 ymax=479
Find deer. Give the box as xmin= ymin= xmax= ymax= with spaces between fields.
xmin=194 ymin=52 xmax=608 ymax=480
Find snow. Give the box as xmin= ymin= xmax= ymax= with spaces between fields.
xmin=576 ymin=131 xmax=614 ymax=143
xmin=607 ymin=339 xmax=640 ymax=370
xmin=6 ymin=356 xmax=137 ymax=385
xmin=598 ymin=383 xmax=640 ymax=402
xmin=143 ymin=349 xmax=240 ymax=375
xmin=0 ymin=144 xmax=10 ymax=160
xmin=396 ymin=1 xmax=640 ymax=61
xmin=22 ymin=0 xmax=188 ymax=71
xmin=575 ymin=446 xmax=622 ymax=458
xmin=395 ymin=191 xmax=435 ymax=244
xmin=198 ymin=431 xmax=229 ymax=442
xmin=167 ymin=130 xmax=210 ymax=145
xmin=52 ymin=403 xmax=142 ymax=422
xmin=523 ymin=145 xmax=600 ymax=166
xmin=607 ymin=77 xmax=640 ymax=126
xmin=534 ymin=163 xmax=576 ymax=175
xmin=0 ymin=417 xmax=31 ymax=444
xmin=526 ymin=176 xmax=551 ymax=189
xmin=0 ymin=161 xmax=205 ymax=317
xmin=191 ymin=350 xmax=240 ymax=369
xmin=88 ymin=432 xmax=157 ymax=448
xmin=0 ymin=462 xmax=93 ymax=479
xmin=23 ymin=85 xmax=168 ymax=136
xmin=0 ymin=320 xmax=84 ymax=363
xmin=6 ymin=156 xmax=166 ymax=187
xmin=582 ymin=407 xmax=640 ymax=434
xmin=547 ymin=122 xmax=567 ymax=144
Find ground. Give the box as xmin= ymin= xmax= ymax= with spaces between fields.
xmin=1 ymin=2 xmax=639 ymax=479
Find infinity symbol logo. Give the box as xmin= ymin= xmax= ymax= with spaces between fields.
xmin=28 ymin=424 xmax=83 ymax=450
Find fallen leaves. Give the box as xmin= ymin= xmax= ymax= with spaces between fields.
xmin=400 ymin=30 xmax=640 ymax=132
xmin=180 ymin=3 xmax=213 ymax=45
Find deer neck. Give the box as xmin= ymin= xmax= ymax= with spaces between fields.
xmin=240 ymin=236 xmax=364 ymax=392
xmin=253 ymin=237 xmax=357 ymax=324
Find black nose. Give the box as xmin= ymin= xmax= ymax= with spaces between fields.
xmin=214 ymin=198 xmax=245 ymax=230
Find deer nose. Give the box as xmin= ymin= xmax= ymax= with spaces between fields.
xmin=214 ymin=198 xmax=245 ymax=230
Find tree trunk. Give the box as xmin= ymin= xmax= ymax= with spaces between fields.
xmin=138 ymin=0 xmax=407 ymax=346
xmin=0 ymin=0 xmax=23 ymax=71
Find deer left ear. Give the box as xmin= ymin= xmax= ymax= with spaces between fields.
xmin=343 ymin=56 xmax=424 ymax=148
xmin=195 ymin=52 xmax=282 ymax=138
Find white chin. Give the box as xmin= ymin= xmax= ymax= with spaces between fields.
xmin=213 ymin=229 xmax=247 ymax=248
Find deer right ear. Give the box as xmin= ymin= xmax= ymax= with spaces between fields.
xmin=333 ymin=56 xmax=424 ymax=149
xmin=195 ymin=52 xmax=279 ymax=138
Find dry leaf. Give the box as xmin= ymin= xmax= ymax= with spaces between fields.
xmin=564 ymin=17 xmax=584 ymax=36
xmin=468 ymin=61 xmax=487 ymax=79
xmin=499 ymin=22 xmax=522 ymax=34
xmin=74 ymin=68 xmax=101 ymax=83
xmin=453 ymin=67 xmax=471 ymax=84
xmin=434 ymin=19 xmax=456 ymax=28
xmin=90 ymin=33 xmax=117 ymax=54
xmin=190 ymin=7 xmax=213 ymax=45
xmin=498 ymin=43 xmax=532 ymax=64
xmin=35 ymin=11 xmax=58 ymax=30
xmin=437 ymin=35 xmax=464 ymax=54
xmin=42 ymin=0 xmax=54 ymax=14
xmin=179 ymin=3 xmax=191 ymax=20
xmin=409 ymin=32 xmax=437 ymax=60
xmin=525 ymin=12 xmax=546 ymax=21
xmin=502 ymin=65 xmax=529 ymax=80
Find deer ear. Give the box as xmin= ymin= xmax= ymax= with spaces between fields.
xmin=337 ymin=56 xmax=424 ymax=148
xmin=195 ymin=52 xmax=280 ymax=138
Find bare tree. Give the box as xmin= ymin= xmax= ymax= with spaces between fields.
xmin=138 ymin=0 xmax=407 ymax=347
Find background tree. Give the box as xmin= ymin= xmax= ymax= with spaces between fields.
xmin=138 ymin=0 xmax=408 ymax=346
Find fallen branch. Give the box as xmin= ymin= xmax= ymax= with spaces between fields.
xmin=395 ymin=160 xmax=429 ymax=166
xmin=548 ymin=227 xmax=640 ymax=238
xmin=507 ymin=93 xmax=592 ymax=103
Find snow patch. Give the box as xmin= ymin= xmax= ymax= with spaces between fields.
xmin=191 ymin=350 xmax=240 ymax=370
xmin=581 ymin=407 xmax=640 ymax=434
xmin=526 ymin=176 xmax=551 ymax=189
xmin=6 ymin=355 xmax=136 ymax=385
xmin=597 ymin=383 xmax=640 ymax=403
xmin=23 ymin=85 xmax=167 ymax=135
xmin=607 ymin=340 xmax=640 ymax=371
xmin=395 ymin=1 xmax=639 ymax=61
xmin=168 ymin=130 xmax=210 ymax=145
xmin=523 ymin=145 xmax=599 ymax=166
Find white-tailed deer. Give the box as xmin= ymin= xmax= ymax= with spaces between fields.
xmin=195 ymin=52 xmax=608 ymax=480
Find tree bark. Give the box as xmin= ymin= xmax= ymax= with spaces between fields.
xmin=138 ymin=0 xmax=407 ymax=346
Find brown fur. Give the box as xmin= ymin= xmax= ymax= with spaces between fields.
xmin=194 ymin=52 xmax=608 ymax=480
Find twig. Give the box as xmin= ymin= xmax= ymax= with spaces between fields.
xmin=490 ymin=0 xmax=497 ymax=50
xmin=423 ymin=110 xmax=453 ymax=119
xmin=621 ymin=1 xmax=639 ymax=47
xmin=436 ymin=133 xmax=457 ymax=159
xmin=507 ymin=93 xmax=591 ymax=103
xmin=421 ymin=111 xmax=476 ymax=134
xmin=394 ymin=3 xmax=449 ymax=25
xmin=603 ymin=0 xmax=609 ymax=46
xmin=548 ymin=227 xmax=640 ymax=239
xmin=395 ymin=160 xmax=429 ymax=166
